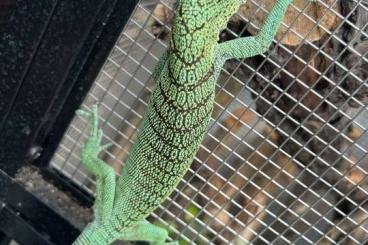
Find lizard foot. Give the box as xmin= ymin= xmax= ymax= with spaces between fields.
xmin=76 ymin=104 xmax=113 ymax=176
xmin=153 ymin=242 xmax=179 ymax=245
xmin=118 ymin=221 xmax=177 ymax=245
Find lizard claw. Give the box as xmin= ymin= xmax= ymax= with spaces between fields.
xmin=76 ymin=109 xmax=92 ymax=118
xmin=76 ymin=102 xmax=100 ymax=119
xmin=100 ymin=142 xmax=113 ymax=152
xmin=97 ymin=129 xmax=104 ymax=144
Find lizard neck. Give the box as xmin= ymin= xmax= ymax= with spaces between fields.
xmin=168 ymin=0 xmax=244 ymax=85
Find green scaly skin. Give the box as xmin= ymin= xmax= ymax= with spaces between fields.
xmin=73 ymin=0 xmax=315 ymax=244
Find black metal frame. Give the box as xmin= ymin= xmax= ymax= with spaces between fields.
xmin=0 ymin=0 xmax=139 ymax=244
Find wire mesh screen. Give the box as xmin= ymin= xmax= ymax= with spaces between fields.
xmin=50 ymin=0 xmax=368 ymax=244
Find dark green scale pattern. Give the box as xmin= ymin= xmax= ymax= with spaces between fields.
xmin=98 ymin=0 xmax=244 ymax=235
xmin=112 ymin=59 xmax=217 ymax=229
xmin=72 ymin=0 xmax=315 ymax=244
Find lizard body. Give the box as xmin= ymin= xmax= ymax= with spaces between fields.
xmin=73 ymin=0 xmax=314 ymax=244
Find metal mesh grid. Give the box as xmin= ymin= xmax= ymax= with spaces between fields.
xmin=50 ymin=0 xmax=368 ymax=244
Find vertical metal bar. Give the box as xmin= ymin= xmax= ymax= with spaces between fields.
xmin=0 ymin=0 xmax=58 ymax=132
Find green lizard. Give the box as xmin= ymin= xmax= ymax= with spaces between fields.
xmin=73 ymin=0 xmax=315 ymax=244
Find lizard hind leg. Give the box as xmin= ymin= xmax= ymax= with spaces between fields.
xmin=76 ymin=104 xmax=116 ymax=223
xmin=118 ymin=221 xmax=179 ymax=245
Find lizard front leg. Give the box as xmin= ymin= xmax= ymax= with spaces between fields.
xmin=216 ymin=0 xmax=316 ymax=61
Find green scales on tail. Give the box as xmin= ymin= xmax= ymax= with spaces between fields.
xmin=73 ymin=0 xmax=315 ymax=244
